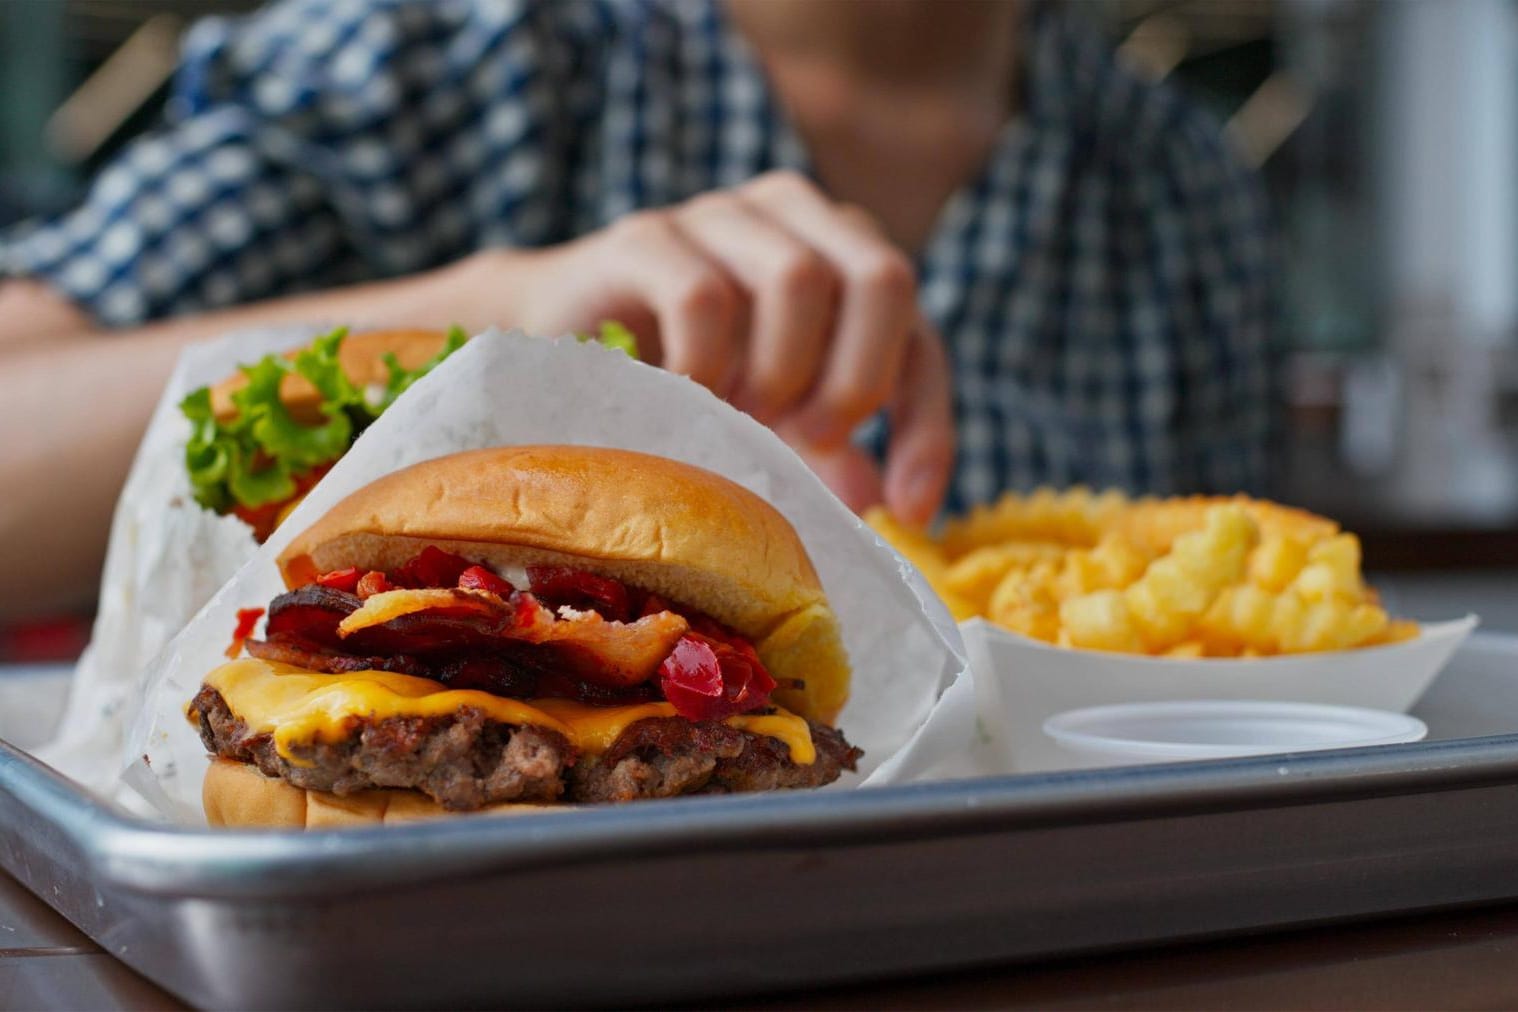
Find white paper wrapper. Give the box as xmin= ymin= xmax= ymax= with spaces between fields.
xmin=36 ymin=324 xmax=334 ymax=799
xmin=962 ymin=615 xmax=1478 ymax=773
xmin=124 ymin=330 xmax=974 ymax=824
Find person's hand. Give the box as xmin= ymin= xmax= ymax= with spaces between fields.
xmin=462 ymin=170 xmax=953 ymax=526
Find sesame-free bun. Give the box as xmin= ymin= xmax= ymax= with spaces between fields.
xmin=203 ymin=759 xmax=551 ymax=829
xmin=210 ymin=329 xmax=453 ymax=425
xmin=277 ymin=446 xmax=851 ymax=723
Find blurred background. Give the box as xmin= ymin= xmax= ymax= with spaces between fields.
xmin=1 ymin=0 xmax=1515 ymax=660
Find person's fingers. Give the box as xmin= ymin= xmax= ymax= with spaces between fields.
xmin=831 ymin=201 xmax=885 ymax=236
xmin=883 ymin=322 xmax=955 ymax=527
xmin=775 ymin=417 xmax=885 ymax=515
xmin=775 ymin=326 xmax=952 ymax=525
xmin=601 ymin=210 xmax=743 ymax=394
xmin=741 ymin=171 xmax=917 ymax=449
xmin=672 ymin=193 xmax=835 ymax=423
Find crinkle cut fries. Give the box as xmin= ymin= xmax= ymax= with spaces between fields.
xmin=868 ymin=490 xmax=1417 ymax=658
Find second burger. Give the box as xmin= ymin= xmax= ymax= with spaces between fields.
xmin=180 ymin=326 xmax=466 ymax=541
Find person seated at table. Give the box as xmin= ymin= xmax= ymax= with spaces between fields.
xmin=0 ymin=0 xmax=1274 ymax=618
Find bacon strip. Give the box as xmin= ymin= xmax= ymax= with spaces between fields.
xmin=263 ymin=584 xmax=361 ymax=649
xmin=525 ymin=607 xmax=689 ymax=687
xmin=337 ymin=588 xmax=495 ymax=635
xmin=245 ymin=636 xmax=428 ymax=676
xmin=334 ymin=588 xmax=689 ymax=688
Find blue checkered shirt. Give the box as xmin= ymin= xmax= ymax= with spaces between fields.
xmin=1 ymin=0 xmax=1275 ymax=510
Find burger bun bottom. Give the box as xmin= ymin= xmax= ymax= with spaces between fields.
xmin=203 ymin=759 xmax=561 ymax=829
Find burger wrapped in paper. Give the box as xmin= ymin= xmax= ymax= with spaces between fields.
xmin=189 ymin=446 xmax=861 ymax=827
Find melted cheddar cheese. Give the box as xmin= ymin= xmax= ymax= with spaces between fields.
xmin=196 ymin=659 xmax=815 ymax=766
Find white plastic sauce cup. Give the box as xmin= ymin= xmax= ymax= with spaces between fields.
xmin=1042 ymin=700 xmax=1429 ymax=769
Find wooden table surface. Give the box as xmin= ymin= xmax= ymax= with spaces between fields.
xmin=6 ymin=865 xmax=1518 ymax=1010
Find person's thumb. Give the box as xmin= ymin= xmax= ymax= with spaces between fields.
xmin=775 ymin=418 xmax=885 ymax=515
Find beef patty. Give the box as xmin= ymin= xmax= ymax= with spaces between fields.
xmin=189 ymin=687 xmax=860 ymax=810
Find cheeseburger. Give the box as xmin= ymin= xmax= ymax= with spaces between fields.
xmin=180 ymin=327 xmax=465 ymax=542
xmin=189 ymin=446 xmax=860 ymax=827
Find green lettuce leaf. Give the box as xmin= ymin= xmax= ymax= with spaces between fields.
xmin=181 ymin=321 xmax=632 ymax=516
xmin=179 ymin=324 xmax=467 ymax=513
xmin=580 ymin=319 xmax=639 ymax=358
xmin=290 ymin=326 xmax=359 ymax=406
xmin=225 ymin=442 xmax=296 ymax=508
xmin=180 ymin=387 xmax=235 ymax=512
xmin=238 ymin=355 xmax=354 ymax=474
xmin=375 ymin=324 xmax=469 ymax=412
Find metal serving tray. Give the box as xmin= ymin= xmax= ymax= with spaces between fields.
xmin=5 ymin=633 xmax=1518 ymax=1010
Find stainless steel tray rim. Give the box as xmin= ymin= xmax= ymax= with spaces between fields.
xmin=12 ymin=729 xmax=1518 ymax=900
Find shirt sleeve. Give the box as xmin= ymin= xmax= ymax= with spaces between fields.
xmin=0 ymin=0 xmax=589 ymax=326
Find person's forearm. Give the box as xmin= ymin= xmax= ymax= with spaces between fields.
xmin=0 ymin=254 xmax=517 ymax=618
xmin=0 ymin=251 xmax=522 ymax=350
